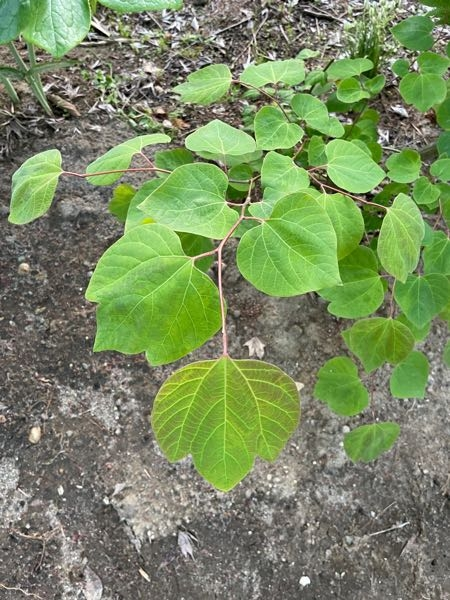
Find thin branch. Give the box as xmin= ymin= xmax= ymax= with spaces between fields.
xmin=233 ymin=79 xmax=292 ymax=122
xmin=308 ymin=172 xmax=387 ymax=211
xmin=62 ymin=166 xmax=170 ymax=179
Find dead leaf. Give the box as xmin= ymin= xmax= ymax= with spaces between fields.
xmin=177 ymin=530 xmax=196 ymax=559
xmin=83 ymin=565 xmax=103 ymax=600
xmin=47 ymin=94 xmax=81 ymax=118
xmin=244 ymin=336 xmax=265 ymax=359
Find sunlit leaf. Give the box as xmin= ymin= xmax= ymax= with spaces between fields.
xmin=137 ymin=163 xmax=238 ymax=239
xmin=85 ymin=223 xmax=221 ymax=365
xmin=377 ymin=194 xmax=424 ymax=282
xmin=386 ymin=149 xmax=421 ymax=183
xmin=9 ymin=149 xmax=63 ymax=224
xmin=173 ymin=64 xmax=232 ymax=105
xmin=152 ymin=357 xmax=300 ymax=491
xmin=240 ymin=59 xmax=305 ymax=87
xmin=314 ymin=193 xmax=364 ymax=259
xmin=185 ymin=119 xmax=256 ymax=156
xmin=254 ymin=106 xmax=304 ymax=150
xmin=325 ymin=139 xmax=385 ymax=193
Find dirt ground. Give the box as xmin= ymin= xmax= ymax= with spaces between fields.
xmin=1 ymin=1 xmax=449 ymax=599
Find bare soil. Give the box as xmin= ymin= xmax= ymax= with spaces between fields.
xmin=1 ymin=2 xmax=449 ymax=599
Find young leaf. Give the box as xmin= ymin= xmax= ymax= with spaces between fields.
xmin=319 ymin=246 xmax=385 ymax=318
xmin=178 ymin=232 xmax=214 ymax=273
xmin=423 ymin=230 xmax=450 ymax=275
xmin=342 ymin=318 xmax=415 ymax=372
xmin=99 ymin=0 xmax=182 ymax=10
xmin=172 ymin=64 xmax=232 ymax=105
xmin=386 ymin=149 xmax=421 ymax=183
xmin=108 ymin=183 xmax=135 ymax=222
xmin=308 ymin=135 xmax=326 ymax=166
xmin=138 ymin=163 xmax=237 ymax=239
xmin=394 ymin=274 xmax=450 ymax=327
xmin=344 ymin=423 xmax=400 ymax=463
xmin=151 ymin=357 xmax=300 ymax=491
xmin=436 ymin=98 xmax=450 ymax=131
xmin=86 ymin=134 xmax=170 ymax=185
xmin=9 ymin=149 xmax=63 ymax=224
xmin=237 ymin=192 xmax=340 ymax=296
xmin=326 ymin=58 xmax=374 ymax=79
xmin=325 ymin=140 xmax=385 ymax=194
xmin=336 ymin=78 xmax=370 ymax=103
xmin=413 ymin=177 xmax=441 ymax=206
xmin=391 ymin=15 xmax=434 ymax=51
xmin=185 ymin=119 xmax=256 ymax=156
xmin=291 ymin=93 xmax=344 ymax=137
xmin=314 ymin=193 xmax=364 ymax=259
xmin=399 ymin=73 xmax=447 ymax=112
xmin=240 ymin=59 xmax=305 ymax=87
xmin=22 ymin=0 xmax=91 ymax=57
xmin=430 ymin=158 xmax=450 ymax=181
xmin=391 ymin=59 xmax=410 ymax=78
xmin=314 ymin=357 xmax=369 ymax=416
xmin=377 ymin=194 xmax=424 ymax=282
xmin=389 ymin=351 xmax=429 ymax=399
xmin=85 ymin=223 xmax=221 ymax=365
xmin=254 ymin=106 xmax=304 ymax=150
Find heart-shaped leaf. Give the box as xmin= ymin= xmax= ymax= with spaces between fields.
xmin=325 ymin=139 xmax=385 ymax=193
xmin=86 ymin=134 xmax=170 ymax=186
xmin=237 ymin=192 xmax=340 ymax=296
xmin=394 ymin=274 xmax=450 ymax=327
xmin=377 ymin=193 xmax=424 ymax=282
xmin=9 ymin=149 xmax=63 ymax=224
xmin=342 ymin=317 xmax=415 ymax=372
xmin=423 ymin=230 xmax=450 ymax=275
xmin=344 ymin=423 xmax=400 ymax=462
xmin=327 ymin=58 xmax=374 ymax=79
xmin=314 ymin=193 xmax=364 ymax=259
xmin=240 ymin=59 xmax=305 ymax=87
xmin=138 ymin=163 xmax=238 ymax=239
xmin=85 ymin=223 xmax=221 ymax=365
xmin=386 ymin=149 xmax=421 ymax=183
xmin=254 ymin=106 xmax=304 ymax=150
xmin=0 ymin=0 xmax=24 ymax=43
xmin=185 ymin=119 xmax=256 ymax=156
xmin=152 ymin=357 xmax=300 ymax=491
xmin=173 ymin=64 xmax=232 ymax=105
xmin=314 ymin=357 xmax=369 ymax=416
xmin=399 ymin=73 xmax=447 ymax=112
xmin=390 ymin=351 xmax=429 ymax=399
xmin=392 ymin=15 xmax=434 ymax=51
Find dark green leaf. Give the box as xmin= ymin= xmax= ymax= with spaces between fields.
xmin=390 ymin=351 xmax=429 ymax=398
xmin=423 ymin=230 xmax=450 ymax=274
xmin=391 ymin=16 xmax=434 ymax=51
xmin=108 ymin=183 xmax=135 ymax=222
xmin=326 ymin=58 xmax=374 ymax=79
xmin=344 ymin=423 xmax=400 ymax=462
xmin=394 ymin=274 xmax=450 ymax=327
xmin=399 ymin=73 xmax=447 ymax=112
xmin=314 ymin=357 xmax=369 ymax=416
xmin=98 ymin=0 xmax=182 ymax=11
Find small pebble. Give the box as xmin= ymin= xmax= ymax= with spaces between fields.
xmin=57 ymin=485 xmax=64 ymax=496
xmin=28 ymin=425 xmax=42 ymax=444
xmin=299 ymin=576 xmax=311 ymax=587
xmin=18 ymin=262 xmax=30 ymax=275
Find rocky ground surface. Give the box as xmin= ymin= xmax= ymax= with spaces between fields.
xmin=1 ymin=1 xmax=449 ymax=599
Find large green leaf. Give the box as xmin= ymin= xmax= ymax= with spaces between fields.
xmin=85 ymin=223 xmax=221 ymax=365
xmin=137 ymin=163 xmax=238 ymax=239
xmin=394 ymin=274 xmax=450 ymax=327
xmin=173 ymin=64 xmax=232 ymax=105
xmin=185 ymin=120 xmax=256 ymax=156
xmin=386 ymin=149 xmax=421 ymax=183
xmin=237 ymin=192 xmax=340 ymax=296
xmin=412 ymin=177 xmax=441 ymax=206
xmin=9 ymin=149 xmax=63 ymax=224
xmin=240 ymin=59 xmax=305 ymax=87
xmin=336 ymin=78 xmax=370 ymax=103
xmin=344 ymin=423 xmax=400 ymax=462
xmin=397 ymin=313 xmax=431 ymax=342
xmin=391 ymin=15 xmax=434 ymax=51
xmin=399 ymin=73 xmax=447 ymax=112
xmin=319 ymin=246 xmax=385 ymax=318
xmin=86 ymin=134 xmax=170 ymax=186
xmin=254 ymin=106 xmax=304 ymax=150
xmin=325 ymin=139 xmax=385 ymax=194
xmin=417 ymin=51 xmax=450 ymax=75
xmin=342 ymin=317 xmax=415 ymax=372
xmin=314 ymin=357 xmax=369 ymax=416
xmin=314 ymin=193 xmax=364 ymax=259
xmin=430 ymin=158 xmax=450 ymax=181
xmin=423 ymin=230 xmax=450 ymax=275
xmin=152 ymin=357 xmax=300 ymax=491
xmin=326 ymin=58 xmax=374 ymax=79
xmin=99 ymin=0 xmax=182 ymax=10
xmin=21 ymin=0 xmax=91 ymax=57
xmin=251 ymin=151 xmax=309 ymax=217
xmin=0 ymin=0 xmax=26 ymax=43
xmin=389 ymin=351 xmax=429 ymax=399
xmin=377 ymin=194 xmax=424 ymax=282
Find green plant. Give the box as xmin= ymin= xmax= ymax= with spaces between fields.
xmin=8 ymin=36 xmax=450 ymax=491
xmin=345 ymin=0 xmax=400 ymax=74
xmin=0 ymin=0 xmax=182 ymax=114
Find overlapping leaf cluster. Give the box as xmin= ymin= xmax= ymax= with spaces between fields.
xmin=8 ymin=8 xmax=450 ymax=490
